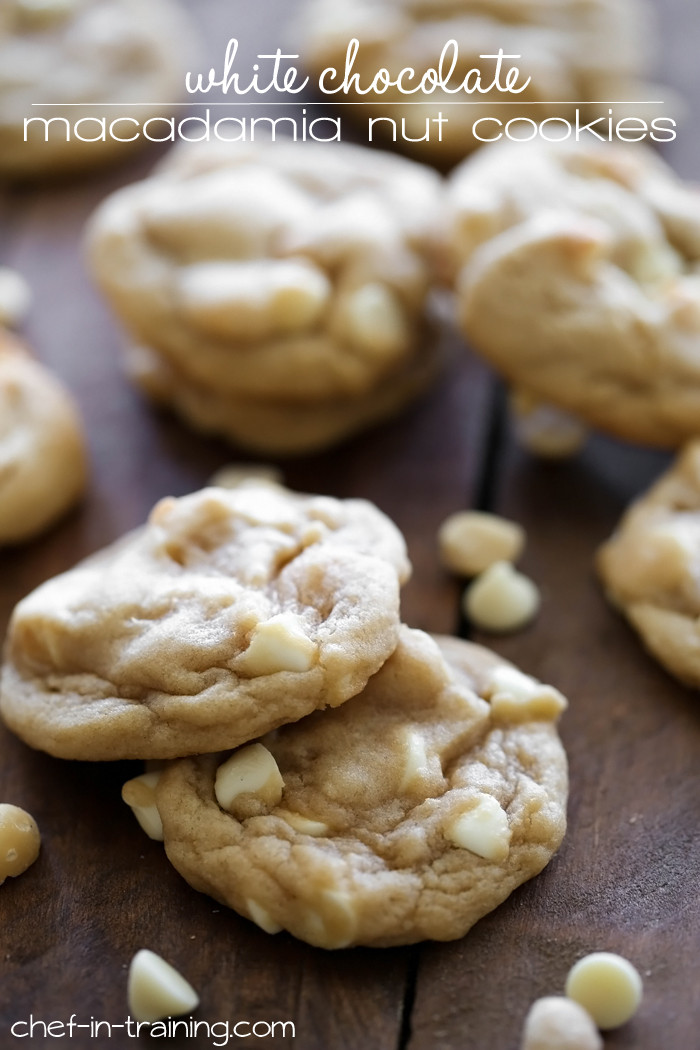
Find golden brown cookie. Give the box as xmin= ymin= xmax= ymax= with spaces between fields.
xmin=85 ymin=138 xmax=442 ymax=404
xmin=598 ymin=442 xmax=700 ymax=687
xmin=449 ymin=140 xmax=700 ymax=447
xmin=0 ymin=483 xmax=410 ymax=760
xmin=0 ymin=329 xmax=86 ymax=544
xmin=124 ymin=336 xmax=443 ymax=457
xmin=156 ymin=628 xmax=568 ymax=948
xmin=299 ymin=0 xmax=655 ymax=164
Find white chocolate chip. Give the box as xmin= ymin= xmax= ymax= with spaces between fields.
xmin=246 ymin=898 xmax=283 ymax=935
xmin=484 ymin=665 xmax=567 ymax=723
xmin=178 ymin=260 xmax=331 ymax=341
xmin=215 ymin=744 xmax=284 ymax=814
xmin=510 ymin=389 xmax=588 ymax=459
xmin=318 ymin=888 xmax=357 ymax=949
xmin=0 ymin=268 xmax=31 ymax=327
xmin=398 ymin=728 xmax=431 ymax=792
xmin=127 ymin=949 xmax=199 ymax=1024
xmin=521 ymin=996 xmax=602 ymax=1050
xmin=565 ymin=952 xmax=643 ymax=1030
xmin=0 ymin=803 xmax=40 ymax=885
xmin=464 ymin=561 xmax=540 ymax=633
xmin=446 ymin=794 xmax=511 ymax=862
xmin=237 ymin=613 xmax=317 ymax=676
xmin=121 ymin=772 xmax=164 ymax=842
xmin=438 ymin=510 xmax=525 ymax=577
xmin=630 ymin=242 xmax=682 ymax=286
xmin=277 ymin=810 xmax=329 ymax=837
xmin=343 ymin=283 xmax=408 ymax=356
xmin=209 ymin=464 xmax=284 ymax=491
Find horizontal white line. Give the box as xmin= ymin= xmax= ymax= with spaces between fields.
xmin=30 ymin=100 xmax=666 ymax=107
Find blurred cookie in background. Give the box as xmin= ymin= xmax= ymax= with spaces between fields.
xmin=0 ymin=328 xmax=86 ymax=543
xmin=446 ymin=139 xmax=700 ymax=447
xmin=0 ymin=0 xmax=197 ymax=178
xmin=298 ymin=0 xmax=659 ymax=165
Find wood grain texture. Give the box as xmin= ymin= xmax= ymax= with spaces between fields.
xmin=1 ymin=0 xmax=699 ymax=1047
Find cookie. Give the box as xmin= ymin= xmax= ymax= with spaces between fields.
xmin=0 ymin=0 xmax=193 ymax=177
xmin=0 ymin=483 xmax=410 ymax=760
xmin=124 ymin=335 xmax=443 ymax=457
xmin=598 ymin=441 xmax=700 ymax=688
xmin=85 ymin=138 xmax=442 ymax=404
xmin=449 ymin=140 xmax=700 ymax=447
xmin=299 ymin=0 xmax=654 ymax=164
xmin=155 ymin=628 xmax=568 ymax=948
xmin=0 ymin=329 xmax=86 ymax=544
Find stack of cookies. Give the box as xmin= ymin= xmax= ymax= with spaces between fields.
xmin=0 ymin=479 xmax=568 ymax=948
xmin=85 ymin=138 xmax=445 ymax=456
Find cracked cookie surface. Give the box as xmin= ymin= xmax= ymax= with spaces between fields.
xmin=156 ymin=628 xmax=568 ymax=948
xmin=0 ymin=483 xmax=409 ymax=759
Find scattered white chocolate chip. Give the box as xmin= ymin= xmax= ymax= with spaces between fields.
xmin=277 ymin=810 xmax=329 ymax=837
xmin=0 ymin=803 xmax=40 ymax=885
xmin=237 ymin=613 xmax=317 ymax=676
xmin=521 ymin=996 xmax=602 ymax=1050
xmin=398 ymin=728 xmax=431 ymax=792
xmin=565 ymin=952 xmax=643 ymax=1030
xmin=445 ymin=794 xmax=511 ymax=862
xmin=0 ymin=268 xmax=31 ymax=328
xmin=209 ymin=463 xmax=283 ymax=491
xmin=121 ymin=772 xmax=163 ymax=842
xmin=484 ymin=665 xmax=567 ymax=723
xmin=215 ymin=744 xmax=284 ymax=814
xmin=246 ymin=898 xmax=283 ymax=935
xmin=510 ymin=389 xmax=588 ymax=459
xmin=464 ymin=561 xmax=540 ymax=633
xmin=438 ymin=510 xmax=525 ymax=577
xmin=127 ymin=949 xmax=199 ymax=1024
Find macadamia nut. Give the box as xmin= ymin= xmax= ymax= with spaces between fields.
xmin=215 ymin=743 xmax=284 ymax=816
xmin=0 ymin=803 xmax=40 ymax=884
xmin=237 ymin=613 xmax=318 ymax=676
xmin=484 ymin=665 xmax=567 ymax=723
xmin=438 ymin=510 xmax=525 ymax=577
xmin=122 ymin=772 xmax=163 ymax=842
xmin=521 ymin=996 xmax=602 ymax=1050
xmin=463 ymin=561 xmax=540 ymax=633
xmin=127 ymin=949 xmax=199 ymax=1024
xmin=565 ymin=952 xmax=643 ymax=1030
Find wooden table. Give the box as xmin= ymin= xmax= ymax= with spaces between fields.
xmin=1 ymin=1 xmax=699 ymax=1047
